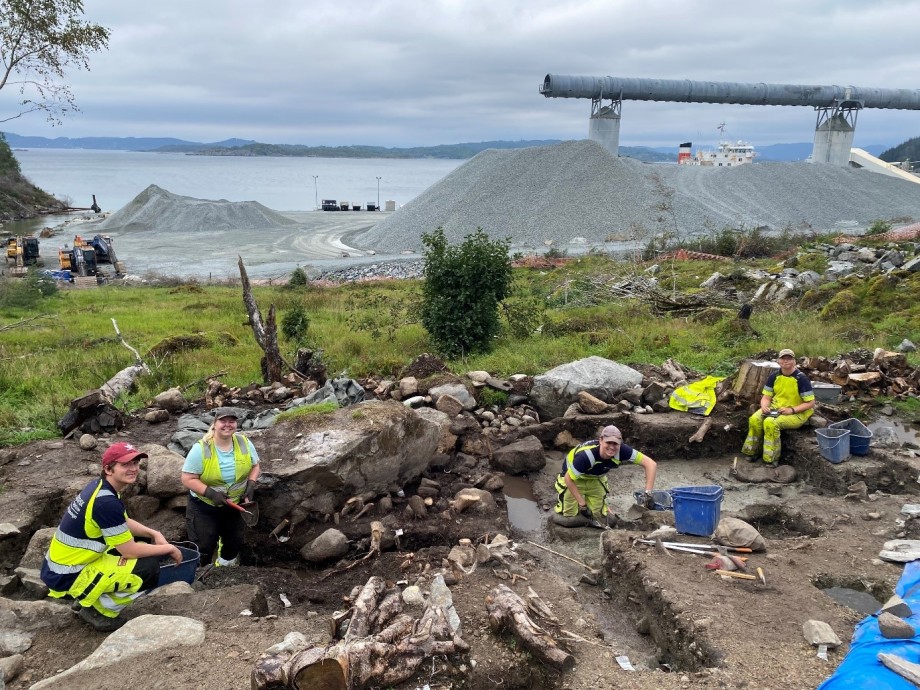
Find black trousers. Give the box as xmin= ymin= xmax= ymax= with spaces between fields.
xmin=185 ymin=496 xmax=244 ymax=565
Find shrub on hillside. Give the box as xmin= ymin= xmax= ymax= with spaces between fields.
xmin=420 ymin=227 xmax=512 ymax=357
xmin=281 ymin=305 xmax=310 ymax=342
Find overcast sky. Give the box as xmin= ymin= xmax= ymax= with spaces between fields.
xmin=2 ymin=0 xmax=919 ymax=149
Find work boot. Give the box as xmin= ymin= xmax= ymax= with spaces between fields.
xmin=78 ymin=606 xmax=125 ymax=633
xmin=551 ymin=513 xmax=591 ymax=528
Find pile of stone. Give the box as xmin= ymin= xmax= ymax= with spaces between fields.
xmin=315 ymin=260 xmax=424 ymax=283
xmin=796 ymin=347 xmax=920 ymax=403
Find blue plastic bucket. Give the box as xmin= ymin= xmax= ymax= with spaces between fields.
xmin=157 ymin=542 xmax=200 ymax=587
xmin=816 ymin=427 xmax=850 ymax=464
xmin=829 ymin=418 xmax=873 ymax=456
xmin=671 ymin=485 xmax=723 ymax=537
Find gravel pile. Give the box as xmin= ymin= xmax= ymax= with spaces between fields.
xmin=355 ymin=140 xmax=920 ymax=253
xmin=315 ymin=260 xmax=424 ymax=282
xmin=97 ymin=184 xmax=298 ymax=233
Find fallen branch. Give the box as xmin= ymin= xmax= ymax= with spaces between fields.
xmin=0 ymin=314 xmax=52 ymax=333
xmin=486 ymin=584 xmax=575 ymax=670
xmin=524 ymin=540 xmax=592 ymax=570
xmin=688 ymin=417 xmax=713 ymax=443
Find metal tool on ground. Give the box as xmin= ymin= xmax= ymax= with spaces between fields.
xmin=657 ymin=541 xmax=753 ymax=554
xmin=715 ymin=569 xmax=757 ymax=580
xmin=634 ymin=539 xmax=748 ymax=560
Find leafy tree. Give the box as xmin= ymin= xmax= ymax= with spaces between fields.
xmin=0 ymin=0 xmax=110 ymax=123
xmin=421 ymin=227 xmax=512 ymax=357
xmin=280 ymin=305 xmax=310 ymax=342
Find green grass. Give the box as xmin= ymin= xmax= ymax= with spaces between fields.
xmin=0 ymin=249 xmax=916 ymax=445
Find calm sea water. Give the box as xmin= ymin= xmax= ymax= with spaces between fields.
xmin=11 ymin=148 xmax=463 ymax=214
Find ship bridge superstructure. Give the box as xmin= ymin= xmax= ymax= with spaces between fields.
xmin=539 ymin=74 xmax=920 ymax=165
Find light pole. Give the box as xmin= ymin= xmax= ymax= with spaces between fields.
xmin=376 ymin=176 xmax=381 ymax=210
xmin=312 ymin=175 xmax=318 ymax=209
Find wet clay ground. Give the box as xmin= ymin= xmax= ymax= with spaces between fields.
xmin=4 ymin=408 xmax=920 ymax=689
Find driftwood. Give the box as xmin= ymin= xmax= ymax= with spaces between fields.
xmin=688 ymin=417 xmax=713 ymax=443
xmin=252 ymin=575 xmax=469 ymax=689
xmin=239 ymin=256 xmax=284 ymax=384
xmin=486 ymin=584 xmax=575 ymax=671
xmin=58 ymin=319 xmax=149 ymax=436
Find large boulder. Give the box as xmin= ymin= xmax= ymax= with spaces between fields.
xmin=529 ymin=356 xmax=643 ymax=420
xmin=256 ymin=400 xmax=440 ymax=520
xmin=490 ymin=435 xmax=546 ymax=475
xmin=142 ymin=444 xmax=187 ymax=498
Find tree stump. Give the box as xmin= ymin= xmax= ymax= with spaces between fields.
xmin=251 ymin=575 xmax=469 ymax=689
xmin=731 ymin=360 xmax=779 ymax=404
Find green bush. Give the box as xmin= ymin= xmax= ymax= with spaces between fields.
xmin=500 ymin=294 xmax=545 ymax=339
xmin=280 ymin=305 xmax=310 ymax=342
xmin=867 ymin=219 xmax=893 ymax=236
xmin=0 ymin=270 xmax=57 ymax=309
xmin=420 ymin=227 xmax=512 ymax=357
xmin=288 ymin=266 xmax=308 ymax=287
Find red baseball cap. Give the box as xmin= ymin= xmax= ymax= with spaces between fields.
xmin=102 ymin=442 xmax=147 ymax=467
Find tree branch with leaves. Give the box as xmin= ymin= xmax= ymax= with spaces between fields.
xmin=0 ymin=0 xmax=109 ymax=124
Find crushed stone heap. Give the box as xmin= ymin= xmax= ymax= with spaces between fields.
xmin=97 ymin=184 xmax=298 ymax=233
xmin=355 ymin=140 xmax=920 ymax=253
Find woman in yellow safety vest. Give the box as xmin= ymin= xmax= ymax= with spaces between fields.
xmin=181 ymin=408 xmax=261 ymax=566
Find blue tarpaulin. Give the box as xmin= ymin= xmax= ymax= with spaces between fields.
xmin=817 ymin=560 xmax=920 ymax=689
xmin=40 ymin=269 xmax=72 ymax=282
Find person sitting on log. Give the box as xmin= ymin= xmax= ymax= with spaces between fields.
xmin=40 ymin=442 xmax=182 ymax=632
xmin=552 ymin=425 xmax=657 ymax=527
xmin=742 ymin=348 xmax=814 ymax=465
xmin=181 ymin=408 xmax=260 ymax=567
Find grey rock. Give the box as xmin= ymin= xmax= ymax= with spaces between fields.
xmin=490 ymin=435 xmax=545 ymax=475
xmin=802 ymin=619 xmax=842 ymax=647
xmin=142 ymin=444 xmax=187 ymax=498
xmin=0 ymin=597 xmax=72 ymax=632
xmin=0 ymin=629 xmax=31 ymax=655
xmin=428 ymin=383 xmax=476 ymax=410
xmin=144 ymin=408 xmax=170 ymax=424
xmin=79 ymin=433 xmax=97 ymax=450
xmin=0 ymin=523 xmax=20 ymax=539
xmin=153 ymin=387 xmax=190 ymax=414
xmin=428 ymin=574 xmax=461 ymax=633
xmin=530 ymin=356 xmax=642 ymax=420
xmin=0 ymin=653 xmax=23 ymax=684
xmin=17 ymin=528 xmax=54 ymax=570
xmin=878 ymin=611 xmax=916 ymax=639
xmin=29 ymin=615 xmax=205 ymax=690
xmin=300 ymin=528 xmax=349 ymax=563
xmin=899 ymin=338 xmax=917 ymax=352
xmin=903 ymin=257 xmax=920 ymax=272
xmin=435 ymin=394 xmax=464 ymax=417
xmin=399 ymin=376 xmax=419 ymax=397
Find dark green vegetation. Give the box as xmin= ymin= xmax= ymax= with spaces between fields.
xmin=881 ymin=136 xmax=920 ymax=166
xmin=421 ymin=228 xmax=513 ymax=358
xmin=1 ymin=230 xmax=918 ymax=446
xmin=0 ymin=135 xmax=65 ymax=220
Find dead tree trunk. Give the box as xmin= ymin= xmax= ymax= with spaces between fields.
xmin=239 ymin=256 xmax=283 ymax=383
xmin=731 ymin=360 xmax=777 ymax=404
xmin=486 ymin=584 xmax=575 ymax=670
xmin=251 ymin=575 xmax=469 ymax=690
xmin=58 ymin=320 xmax=148 ymax=436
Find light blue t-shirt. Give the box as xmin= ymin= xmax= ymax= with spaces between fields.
xmin=183 ymin=437 xmax=260 ymax=494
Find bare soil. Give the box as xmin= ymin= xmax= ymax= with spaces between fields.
xmin=4 ymin=407 xmax=920 ymax=690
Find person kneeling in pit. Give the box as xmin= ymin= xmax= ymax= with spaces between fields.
xmin=552 ymin=425 xmax=657 ymax=527
xmin=41 ymin=442 xmax=182 ymax=632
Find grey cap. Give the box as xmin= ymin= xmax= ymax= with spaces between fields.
xmin=212 ymin=407 xmax=241 ymax=421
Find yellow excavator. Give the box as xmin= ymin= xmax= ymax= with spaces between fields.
xmin=5 ymin=235 xmax=41 ymax=277
xmin=58 ymin=234 xmax=124 ymax=277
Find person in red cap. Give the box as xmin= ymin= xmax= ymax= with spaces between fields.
xmin=553 ymin=424 xmax=657 ymax=527
xmin=40 ymin=442 xmax=182 ymax=632
xmin=742 ymin=348 xmax=815 ymax=465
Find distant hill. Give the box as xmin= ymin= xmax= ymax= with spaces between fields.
xmin=0 ymin=132 xmax=673 ymax=161
xmin=880 ymin=137 xmax=920 ymax=165
xmin=1 ymin=133 xmax=255 ymax=151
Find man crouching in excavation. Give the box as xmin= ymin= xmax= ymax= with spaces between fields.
xmin=553 ymin=425 xmax=657 ymax=527
xmin=40 ymin=442 xmax=182 ymax=632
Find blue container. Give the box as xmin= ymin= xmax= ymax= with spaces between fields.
xmin=671 ymin=485 xmax=723 ymax=537
xmin=816 ymin=427 xmax=850 ymax=464
xmin=157 ymin=542 xmax=200 ymax=587
xmin=829 ymin=418 xmax=873 ymax=456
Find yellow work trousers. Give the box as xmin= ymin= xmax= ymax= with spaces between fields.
xmin=554 ymin=474 xmax=609 ymax=517
xmin=50 ymin=552 xmax=148 ymax=618
xmin=742 ymin=410 xmax=811 ymax=464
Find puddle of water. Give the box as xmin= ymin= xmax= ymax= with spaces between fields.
xmin=502 ymin=476 xmax=543 ymax=533
xmin=822 ymin=586 xmax=882 ymax=616
xmin=868 ymin=418 xmax=920 ymax=447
